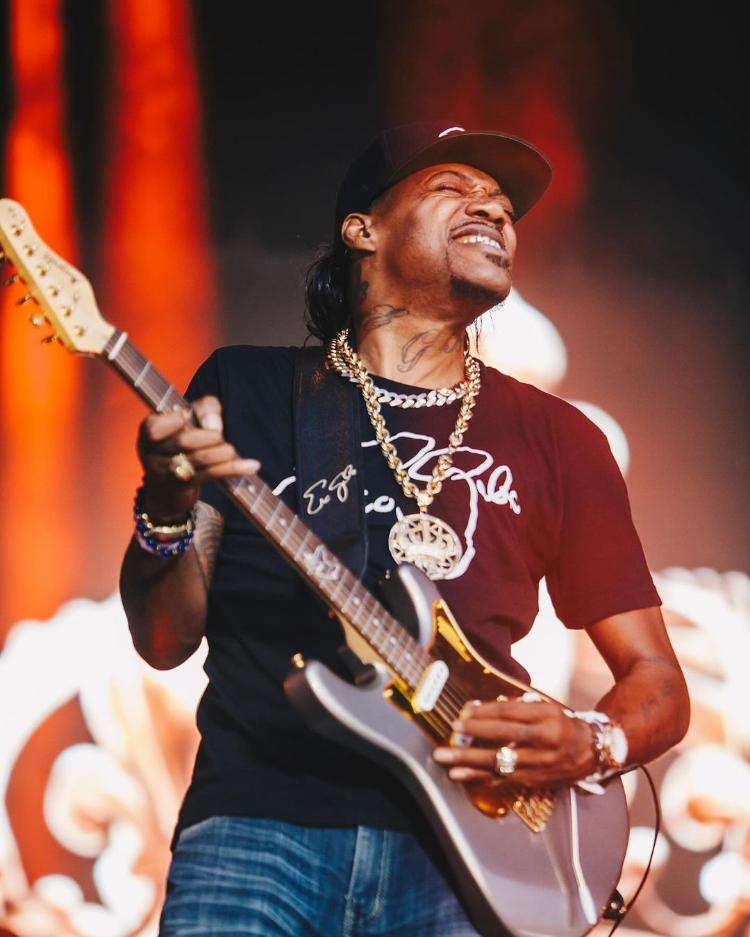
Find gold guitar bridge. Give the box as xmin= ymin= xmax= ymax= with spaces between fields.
xmin=471 ymin=783 xmax=555 ymax=833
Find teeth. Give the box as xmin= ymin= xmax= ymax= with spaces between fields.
xmin=456 ymin=234 xmax=501 ymax=249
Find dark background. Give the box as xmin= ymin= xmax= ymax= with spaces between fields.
xmin=1 ymin=0 xmax=747 ymax=572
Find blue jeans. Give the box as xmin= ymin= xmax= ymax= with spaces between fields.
xmin=159 ymin=816 xmax=481 ymax=936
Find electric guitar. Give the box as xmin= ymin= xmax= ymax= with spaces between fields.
xmin=0 ymin=198 xmax=629 ymax=937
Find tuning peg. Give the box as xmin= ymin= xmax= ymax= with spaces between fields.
xmin=0 ymin=251 xmax=6 ymax=263
xmin=16 ymin=293 xmax=35 ymax=306
xmin=3 ymin=273 xmax=20 ymax=286
xmin=41 ymin=333 xmax=59 ymax=344
xmin=28 ymin=313 xmax=45 ymax=327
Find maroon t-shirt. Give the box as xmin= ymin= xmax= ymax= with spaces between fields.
xmin=174 ymin=345 xmax=660 ymax=837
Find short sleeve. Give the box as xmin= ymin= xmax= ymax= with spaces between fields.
xmin=184 ymin=352 xmax=233 ymax=518
xmin=545 ymin=405 xmax=661 ymax=628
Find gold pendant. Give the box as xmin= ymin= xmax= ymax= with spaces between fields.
xmin=388 ymin=513 xmax=463 ymax=581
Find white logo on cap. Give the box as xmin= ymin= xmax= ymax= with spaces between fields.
xmin=438 ymin=126 xmax=465 ymax=137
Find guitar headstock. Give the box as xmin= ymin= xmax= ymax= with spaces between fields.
xmin=0 ymin=198 xmax=115 ymax=355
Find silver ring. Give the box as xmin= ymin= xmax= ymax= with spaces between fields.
xmin=169 ymin=452 xmax=196 ymax=483
xmin=494 ymin=744 xmax=518 ymax=776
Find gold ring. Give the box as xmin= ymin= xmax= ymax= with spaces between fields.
xmin=494 ymin=744 xmax=518 ymax=776
xmin=169 ymin=452 xmax=196 ymax=483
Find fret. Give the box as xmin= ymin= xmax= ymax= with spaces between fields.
xmin=232 ymin=477 xmax=264 ymax=517
xmin=293 ymin=526 xmax=314 ymax=562
xmin=133 ymin=360 xmax=151 ymax=389
xmin=142 ymin=369 xmax=174 ymax=408
xmin=380 ymin=640 xmax=404 ymax=673
xmin=107 ymin=334 xmax=182 ymax=413
xmin=275 ymin=507 xmax=292 ymax=532
xmin=341 ymin=589 xmax=362 ymax=616
xmin=348 ymin=593 xmax=369 ymax=628
xmin=329 ymin=570 xmax=348 ymax=605
xmin=241 ymin=477 xmax=262 ymax=501
xmin=281 ymin=514 xmax=305 ymax=553
xmin=367 ymin=622 xmax=388 ymax=657
xmin=155 ymin=383 xmax=177 ymax=412
xmin=362 ymin=605 xmax=383 ymax=642
xmin=261 ymin=491 xmax=282 ymax=531
xmin=379 ymin=618 xmax=405 ymax=656
xmin=382 ymin=618 xmax=412 ymax=659
xmin=338 ymin=570 xmax=358 ymax=600
xmin=253 ymin=485 xmax=272 ymax=511
xmin=316 ymin=573 xmax=339 ymax=603
xmin=121 ymin=346 xmax=148 ymax=381
xmin=105 ymin=329 xmax=128 ymax=361
xmin=359 ymin=592 xmax=381 ymax=634
xmin=368 ymin=612 xmax=393 ymax=656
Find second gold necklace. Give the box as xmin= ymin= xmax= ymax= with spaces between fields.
xmin=327 ymin=328 xmax=481 ymax=580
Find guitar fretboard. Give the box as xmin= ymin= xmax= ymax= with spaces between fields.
xmin=105 ymin=329 xmax=431 ymax=688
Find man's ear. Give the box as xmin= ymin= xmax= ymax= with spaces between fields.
xmin=340 ymin=213 xmax=377 ymax=253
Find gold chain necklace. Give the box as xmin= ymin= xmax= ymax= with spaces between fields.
xmin=327 ymin=328 xmax=481 ymax=579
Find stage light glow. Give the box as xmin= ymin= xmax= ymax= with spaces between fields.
xmin=699 ymin=851 xmax=745 ymax=906
xmin=0 ymin=0 xmax=82 ymax=629
xmin=625 ymin=826 xmax=670 ymax=870
xmin=471 ymin=290 xmax=567 ymax=390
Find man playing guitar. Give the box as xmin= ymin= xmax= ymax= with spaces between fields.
xmin=120 ymin=123 xmax=690 ymax=936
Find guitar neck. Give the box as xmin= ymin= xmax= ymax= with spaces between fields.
xmin=104 ymin=329 xmax=429 ymax=688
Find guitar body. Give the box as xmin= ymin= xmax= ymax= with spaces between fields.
xmin=285 ymin=564 xmax=630 ymax=937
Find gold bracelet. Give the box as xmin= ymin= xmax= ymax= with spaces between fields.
xmin=134 ymin=486 xmax=195 ymax=542
xmin=136 ymin=510 xmax=195 ymax=538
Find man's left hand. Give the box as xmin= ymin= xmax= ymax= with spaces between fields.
xmin=432 ymin=700 xmax=596 ymax=787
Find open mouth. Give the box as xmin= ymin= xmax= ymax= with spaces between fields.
xmin=450 ymin=223 xmax=508 ymax=257
xmin=453 ymin=233 xmax=505 ymax=253
xmin=450 ymin=226 xmax=510 ymax=269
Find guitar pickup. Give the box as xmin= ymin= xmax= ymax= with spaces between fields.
xmin=412 ymin=660 xmax=449 ymax=713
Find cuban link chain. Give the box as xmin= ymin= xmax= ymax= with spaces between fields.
xmin=327 ymin=340 xmax=470 ymax=408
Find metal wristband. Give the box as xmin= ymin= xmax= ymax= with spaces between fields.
xmin=563 ymin=708 xmax=629 ymax=785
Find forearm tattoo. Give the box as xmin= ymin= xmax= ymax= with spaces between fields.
xmin=193 ymin=501 xmax=225 ymax=590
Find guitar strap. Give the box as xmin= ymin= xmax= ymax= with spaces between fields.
xmin=293 ymin=344 xmax=369 ymax=581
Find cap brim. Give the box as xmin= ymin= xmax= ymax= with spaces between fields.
xmin=382 ymin=131 xmax=552 ymax=221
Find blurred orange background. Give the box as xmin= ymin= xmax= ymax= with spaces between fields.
xmin=0 ymin=2 xmax=747 ymax=935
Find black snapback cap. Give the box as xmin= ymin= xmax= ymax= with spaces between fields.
xmin=335 ymin=120 xmax=552 ymax=237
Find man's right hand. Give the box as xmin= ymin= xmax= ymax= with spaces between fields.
xmin=136 ymin=395 xmax=260 ymax=522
